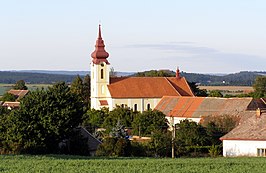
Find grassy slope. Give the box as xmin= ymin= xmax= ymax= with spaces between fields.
xmin=0 ymin=155 xmax=265 ymax=173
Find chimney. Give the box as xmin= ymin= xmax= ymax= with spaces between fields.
xmin=176 ymin=67 xmax=180 ymax=79
xmin=256 ymin=108 xmax=261 ymax=118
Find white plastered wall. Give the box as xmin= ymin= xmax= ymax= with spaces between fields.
xmin=222 ymin=140 xmax=266 ymax=157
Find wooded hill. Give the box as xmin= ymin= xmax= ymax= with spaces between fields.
xmin=134 ymin=70 xmax=266 ymax=86
xmin=0 ymin=71 xmax=77 ymax=84
xmin=0 ymin=70 xmax=265 ymax=86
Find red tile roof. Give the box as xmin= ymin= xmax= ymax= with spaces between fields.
xmin=155 ymin=96 xmax=264 ymax=118
xmin=107 ymin=77 xmax=194 ymax=98
xmin=2 ymin=102 xmax=20 ymax=108
xmin=8 ymin=90 xmax=29 ymax=99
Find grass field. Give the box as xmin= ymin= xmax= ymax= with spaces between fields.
xmin=0 ymin=155 xmax=266 ymax=173
xmin=199 ymin=86 xmax=254 ymax=95
xmin=0 ymin=84 xmax=52 ymax=96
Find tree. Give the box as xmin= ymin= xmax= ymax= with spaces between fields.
xmin=134 ymin=70 xmax=175 ymax=77
xmin=253 ymin=76 xmax=266 ymax=98
xmin=147 ymin=130 xmax=172 ymax=157
xmin=201 ymin=114 xmax=240 ymax=134
xmin=208 ymin=90 xmax=223 ymax=97
xmin=188 ymin=82 xmax=208 ymax=96
xmin=70 ymin=75 xmax=84 ymax=101
xmin=109 ymin=67 xmax=117 ymax=77
xmin=96 ymin=137 xmax=131 ymax=157
xmin=82 ymin=108 xmax=109 ymax=131
xmin=13 ymin=80 xmax=28 ymax=90
xmin=1 ymin=82 xmax=83 ymax=154
xmin=0 ymin=92 xmax=17 ymax=101
xmin=132 ymin=110 xmax=168 ymax=136
xmin=82 ymin=74 xmax=91 ymax=107
xmin=201 ymin=114 xmax=240 ymax=145
xmin=0 ymin=107 xmax=11 ymax=154
xmin=70 ymin=75 xmax=91 ymax=109
xmin=175 ymin=119 xmax=207 ymax=147
xmin=103 ymin=106 xmax=135 ymax=132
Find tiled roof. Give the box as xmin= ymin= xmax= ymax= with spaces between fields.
xmin=8 ymin=90 xmax=29 ymax=99
xmin=220 ymin=112 xmax=266 ymax=140
xmin=2 ymin=102 xmax=20 ymax=108
xmin=155 ymin=96 xmax=264 ymax=118
xmin=107 ymin=77 xmax=194 ymax=98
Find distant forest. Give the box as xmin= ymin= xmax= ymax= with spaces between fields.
xmin=133 ymin=70 xmax=266 ymax=86
xmin=0 ymin=70 xmax=265 ymax=86
xmin=0 ymin=71 xmax=78 ymax=84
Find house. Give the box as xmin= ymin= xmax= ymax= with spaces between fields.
xmin=2 ymin=102 xmax=20 ymax=110
xmin=155 ymin=96 xmax=266 ymax=125
xmin=78 ymin=127 xmax=102 ymax=156
xmin=1 ymin=89 xmax=29 ymax=109
xmin=90 ymin=25 xmax=194 ymax=111
xmin=220 ymin=109 xmax=266 ymax=157
xmin=8 ymin=89 xmax=29 ymax=101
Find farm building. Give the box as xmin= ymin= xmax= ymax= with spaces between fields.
xmin=2 ymin=101 xmax=20 ymax=110
xmin=8 ymin=89 xmax=29 ymax=101
xmin=1 ymin=89 xmax=29 ymax=109
xmin=90 ymin=25 xmax=194 ymax=111
xmin=220 ymin=110 xmax=266 ymax=157
xmin=155 ymin=96 xmax=266 ymax=125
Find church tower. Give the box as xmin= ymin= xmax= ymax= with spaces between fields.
xmin=90 ymin=25 xmax=110 ymax=109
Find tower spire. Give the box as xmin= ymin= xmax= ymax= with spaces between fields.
xmin=98 ymin=24 xmax=102 ymax=39
xmin=91 ymin=24 xmax=109 ymax=64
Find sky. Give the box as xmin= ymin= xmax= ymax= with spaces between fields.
xmin=0 ymin=0 xmax=266 ymax=73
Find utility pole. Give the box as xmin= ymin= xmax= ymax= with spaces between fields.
xmin=171 ymin=114 xmax=175 ymax=159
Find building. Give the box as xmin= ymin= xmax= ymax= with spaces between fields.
xmin=220 ymin=109 xmax=266 ymax=157
xmin=1 ymin=89 xmax=29 ymax=110
xmin=2 ymin=101 xmax=20 ymax=110
xmin=155 ymin=96 xmax=266 ymax=125
xmin=90 ymin=25 xmax=194 ymax=111
xmin=8 ymin=89 xmax=29 ymax=101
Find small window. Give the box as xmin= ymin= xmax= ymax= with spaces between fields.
xmin=101 ymin=63 xmax=104 ymax=67
xmin=147 ymin=103 xmax=151 ymax=110
xmin=101 ymin=69 xmax=104 ymax=79
xmin=134 ymin=104 xmax=138 ymax=112
xmin=257 ymin=148 xmax=266 ymax=157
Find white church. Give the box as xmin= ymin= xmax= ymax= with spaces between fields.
xmin=90 ymin=25 xmax=194 ymax=112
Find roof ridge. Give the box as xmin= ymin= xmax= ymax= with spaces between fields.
xmin=164 ymin=77 xmax=181 ymax=96
xmin=181 ymin=77 xmax=195 ymax=96
xmin=261 ymin=98 xmax=266 ymax=105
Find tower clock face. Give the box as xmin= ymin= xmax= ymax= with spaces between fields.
xmin=101 ymin=63 xmax=104 ymax=67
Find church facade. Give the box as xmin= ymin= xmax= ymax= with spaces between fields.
xmin=90 ymin=25 xmax=194 ymax=112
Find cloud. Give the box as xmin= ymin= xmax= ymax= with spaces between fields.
xmin=125 ymin=42 xmax=219 ymax=55
xmin=121 ymin=42 xmax=266 ymax=73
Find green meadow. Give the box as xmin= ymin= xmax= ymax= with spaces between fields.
xmin=0 ymin=155 xmax=265 ymax=173
xmin=0 ymin=84 xmax=51 ymax=96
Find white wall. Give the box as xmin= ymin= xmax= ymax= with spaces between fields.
xmin=222 ymin=140 xmax=266 ymax=157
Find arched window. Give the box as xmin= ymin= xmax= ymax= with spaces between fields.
xmin=147 ymin=103 xmax=151 ymax=110
xmin=101 ymin=69 xmax=104 ymax=79
xmin=134 ymin=104 xmax=138 ymax=112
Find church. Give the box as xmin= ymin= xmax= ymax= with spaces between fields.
xmin=90 ymin=25 xmax=194 ymax=112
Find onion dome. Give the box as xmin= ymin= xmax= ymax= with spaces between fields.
xmin=91 ymin=25 xmax=110 ymax=64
